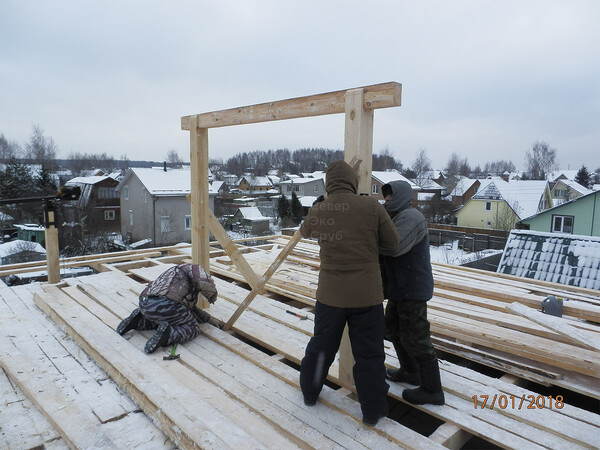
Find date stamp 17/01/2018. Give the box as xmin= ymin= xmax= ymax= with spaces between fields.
xmin=472 ymin=394 xmax=564 ymax=410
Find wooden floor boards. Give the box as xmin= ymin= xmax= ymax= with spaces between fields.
xmin=1 ymin=236 xmax=599 ymax=449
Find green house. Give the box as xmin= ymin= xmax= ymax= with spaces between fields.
xmin=519 ymin=190 xmax=600 ymax=237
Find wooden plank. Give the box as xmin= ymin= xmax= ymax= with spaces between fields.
xmin=44 ymin=226 xmax=60 ymax=283
xmin=33 ymin=286 xmax=279 ymax=449
xmin=197 ymin=324 xmax=444 ymax=449
xmin=181 ymin=82 xmax=401 ymax=130
xmin=506 ymin=302 xmax=600 ymax=351
xmin=0 ymin=344 xmax=118 ymax=449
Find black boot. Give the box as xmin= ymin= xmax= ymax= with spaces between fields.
xmin=117 ymin=309 xmax=143 ymax=335
xmin=387 ymin=342 xmax=420 ymax=385
xmin=402 ymin=358 xmax=445 ymax=405
xmin=144 ymin=322 xmax=172 ymax=354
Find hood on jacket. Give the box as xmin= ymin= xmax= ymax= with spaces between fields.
xmin=382 ymin=180 xmax=413 ymax=216
xmin=325 ymin=160 xmax=357 ymax=195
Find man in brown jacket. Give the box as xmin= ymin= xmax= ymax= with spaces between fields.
xmin=299 ymin=160 xmax=400 ymax=427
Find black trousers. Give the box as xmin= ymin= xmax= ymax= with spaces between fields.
xmin=385 ymin=299 xmax=436 ymax=363
xmin=300 ymin=301 xmax=389 ymax=417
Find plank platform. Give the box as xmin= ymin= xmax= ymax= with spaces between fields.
xmin=1 ymin=237 xmax=599 ymax=449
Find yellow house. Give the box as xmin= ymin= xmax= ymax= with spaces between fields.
xmin=456 ymin=180 xmax=553 ymax=231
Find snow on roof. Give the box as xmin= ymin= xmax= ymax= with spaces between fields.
xmin=546 ymin=170 xmax=579 ymax=181
xmin=236 ymin=206 xmax=269 ymax=221
xmin=299 ymin=196 xmax=318 ymax=207
xmin=0 ymin=240 xmax=46 ymax=258
xmin=554 ymin=179 xmax=594 ymax=195
xmin=280 ymin=177 xmax=323 ymax=185
xmin=0 ymin=211 xmax=13 ymax=221
xmin=14 ymin=224 xmax=45 ymax=231
xmin=121 ymin=168 xmax=217 ymax=197
xmin=66 ymin=175 xmax=111 ymax=185
xmin=497 ymin=230 xmax=600 ymax=290
xmin=372 ymin=170 xmax=419 ymax=189
xmin=450 ymin=177 xmax=478 ymax=197
xmin=473 ymin=180 xmax=549 ymax=219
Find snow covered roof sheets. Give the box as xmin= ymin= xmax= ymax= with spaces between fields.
xmin=497 ymin=230 xmax=600 ymax=290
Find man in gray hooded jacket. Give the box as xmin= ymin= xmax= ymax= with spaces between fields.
xmin=380 ymin=180 xmax=445 ymax=406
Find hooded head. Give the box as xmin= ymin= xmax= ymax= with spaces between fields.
xmin=325 ymin=160 xmax=358 ymax=195
xmin=382 ymin=180 xmax=413 ymax=216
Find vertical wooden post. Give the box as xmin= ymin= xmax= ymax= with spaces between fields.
xmin=45 ymin=226 xmax=60 ymax=283
xmin=344 ymin=88 xmax=374 ymax=195
xmin=338 ymin=88 xmax=375 ymax=388
xmin=189 ymin=115 xmax=210 ymax=270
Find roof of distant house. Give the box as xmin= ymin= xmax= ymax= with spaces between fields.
xmin=118 ymin=168 xmax=217 ymax=197
xmin=235 ymin=206 xmax=270 ymax=221
xmin=0 ymin=240 xmax=46 ymax=258
xmin=66 ymin=175 xmax=114 ymax=185
xmin=372 ymin=170 xmax=420 ymax=189
xmin=546 ymin=170 xmax=579 ymax=181
xmin=497 ymin=230 xmax=600 ymax=290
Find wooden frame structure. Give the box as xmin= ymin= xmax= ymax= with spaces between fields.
xmin=182 ymin=82 xmax=402 ymax=383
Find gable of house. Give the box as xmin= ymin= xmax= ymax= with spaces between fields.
xmin=520 ymin=190 xmax=600 ymax=237
xmin=497 ymin=230 xmax=600 ymax=290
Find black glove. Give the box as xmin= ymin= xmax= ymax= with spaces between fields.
xmin=312 ymin=195 xmax=325 ymax=206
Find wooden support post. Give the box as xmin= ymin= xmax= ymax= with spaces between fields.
xmin=337 ymin=87 xmax=376 ymax=388
xmin=189 ymin=115 xmax=210 ymax=270
xmin=223 ymin=229 xmax=302 ymax=331
xmin=45 ymin=226 xmax=60 ymax=284
xmin=344 ymin=88 xmax=374 ymax=195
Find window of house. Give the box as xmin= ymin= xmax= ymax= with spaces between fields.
xmin=293 ymin=185 xmax=299 ymax=192
xmin=161 ymin=216 xmax=170 ymax=233
xmin=485 ymin=201 xmax=492 ymax=211
xmin=314 ymin=185 xmax=318 ymax=193
xmin=372 ymin=184 xmax=379 ymax=194
xmin=104 ymin=210 xmax=115 ymax=220
xmin=184 ymin=215 xmax=192 ymax=230
xmin=124 ymin=186 xmax=129 ymax=200
xmin=129 ymin=210 xmax=134 ymax=226
xmin=287 ymin=185 xmax=291 ymax=192
xmin=552 ymin=215 xmax=574 ymax=234
xmin=143 ymin=189 xmax=148 ymax=203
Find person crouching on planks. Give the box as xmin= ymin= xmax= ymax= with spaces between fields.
xmin=116 ymin=263 xmax=218 ymax=353
xmin=379 ymin=180 xmax=445 ymax=405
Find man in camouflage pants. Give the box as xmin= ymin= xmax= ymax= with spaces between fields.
xmin=117 ymin=263 xmax=218 ymax=353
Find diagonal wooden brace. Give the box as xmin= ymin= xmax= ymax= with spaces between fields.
xmin=223 ymin=229 xmax=303 ymax=331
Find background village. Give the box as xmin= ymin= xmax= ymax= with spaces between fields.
xmin=1 ymin=128 xmax=599 ymax=290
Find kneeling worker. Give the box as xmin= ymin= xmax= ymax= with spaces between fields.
xmin=117 ymin=263 xmax=218 ymax=353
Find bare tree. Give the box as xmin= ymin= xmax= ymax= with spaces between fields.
xmin=446 ymin=152 xmax=471 ymax=177
xmin=412 ymin=148 xmax=432 ymax=187
xmin=0 ymin=133 xmax=22 ymax=161
xmin=483 ymin=160 xmax=516 ymax=176
xmin=525 ymin=141 xmax=557 ymax=180
xmin=166 ymin=149 xmax=184 ymax=168
xmin=493 ymin=200 xmax=520 ymax=231
xmin=25 ymin=125 xmax=57 ymax=170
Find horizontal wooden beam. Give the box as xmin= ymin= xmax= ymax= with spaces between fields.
xmin=181 ymin=81 xmax=401 ymax=130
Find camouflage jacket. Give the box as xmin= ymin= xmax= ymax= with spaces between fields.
xmin=140 ymin=264 xmax=217 ymax=309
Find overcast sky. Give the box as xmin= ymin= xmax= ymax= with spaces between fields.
xmin=1 ymin=0 xmax=599 ymax=171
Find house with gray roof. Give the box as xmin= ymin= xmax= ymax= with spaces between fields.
xmin=497 ymin=229 xmax=600 ymax=290
xmin=116 ymin=167 xmax=218 ymax=246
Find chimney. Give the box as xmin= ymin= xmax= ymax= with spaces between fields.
xmin=164 ymin=161 xmax=167 ymax=172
